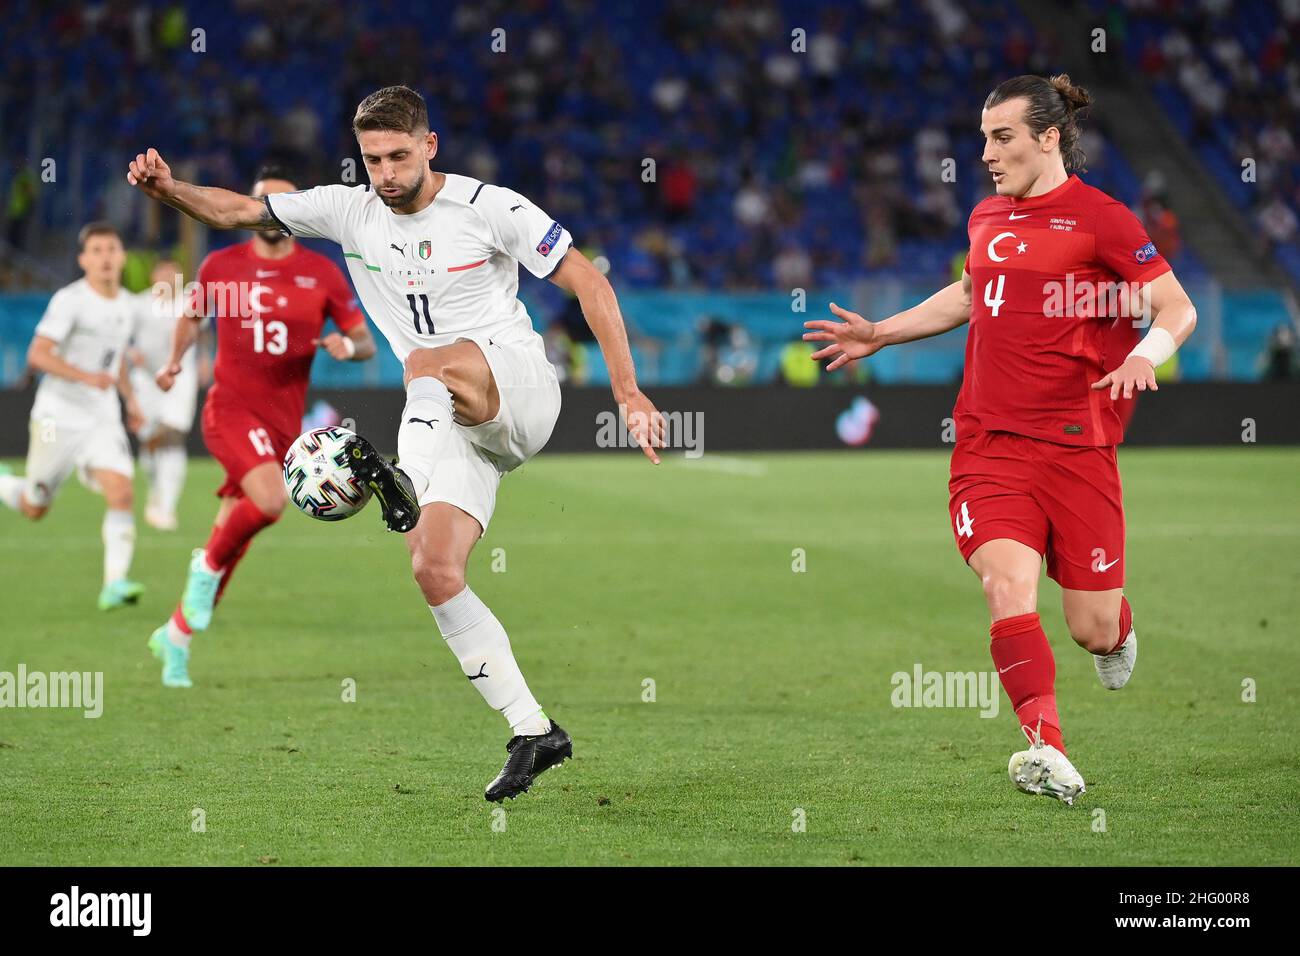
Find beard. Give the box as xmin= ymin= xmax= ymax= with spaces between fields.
xmin=378 ymin=176 xmax=425 ymax=209
xmin=257 ymin=228 xmax=286 ymax=244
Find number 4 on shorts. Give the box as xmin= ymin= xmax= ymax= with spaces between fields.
xmin=955 ymin=500 xmax=974 ymax=539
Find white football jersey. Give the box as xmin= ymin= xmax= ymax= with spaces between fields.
xmin=265 ymin=174 xmax=573 ymax=363
xmin=130 ymin=288 xmax=194 ymax=373
xmin=30 ymin=278 xmax=139 ymax=429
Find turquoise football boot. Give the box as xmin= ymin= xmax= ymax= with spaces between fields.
xmin=180 ymin=548 xmax=223 ymax=631
xmin=148 ymin=624 xmax=193 ymax=689
xmin=98 ymin=578 xmax=145 ymax=611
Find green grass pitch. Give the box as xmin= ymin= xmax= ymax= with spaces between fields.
xmin=1 ymin=448 xmax=1297 ymax=866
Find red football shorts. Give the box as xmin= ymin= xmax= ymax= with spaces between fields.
xmin=948 ymin=430 xmax=1125 ymax=591
xmin=201 ymin=401 xmax=295 ymax=499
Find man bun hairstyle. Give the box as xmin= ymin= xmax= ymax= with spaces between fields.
xmin=251 ymin=162 xmax=300 ymax=190
xmin=353 ymin=85 xmax=430 ymax=137
xmin=985 ymin=73 xmax=1094 ymax=171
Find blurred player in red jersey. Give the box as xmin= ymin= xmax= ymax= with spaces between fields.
xmin=804 ymin=75 xmax=1197 ymax=803
xmin=145 ymin=166 xmax=376 ymax=688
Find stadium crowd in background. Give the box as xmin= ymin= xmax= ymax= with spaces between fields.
xmin=1 ymin=0 xmax=1297 ymax=385
xmin=2 ymin=0 xmax=1148 ymax=290
xmin=1119 ymin=0 xmax=1300 ymax=278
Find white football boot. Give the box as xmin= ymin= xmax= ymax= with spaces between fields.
xmin=1008 ymin=733 xmax=1086 ymax=806
xmin=1094 ymin=629 xmax=1137 ymax=690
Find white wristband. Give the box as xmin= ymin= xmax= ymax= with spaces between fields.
xmin=1128 ymin=327 xmax=1177 ymax=367
xmin=341 ymin=336 xmax=356 ymax=359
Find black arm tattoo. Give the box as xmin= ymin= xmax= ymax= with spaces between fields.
xmin=259 ymin=194 xmax=293 ymax=236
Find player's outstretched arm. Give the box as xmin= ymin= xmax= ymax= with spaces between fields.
xmin=156 ymin=309 xmax=202 ymax=392
xmin=549 ymin=248 xmax=665 ymax=463
xmin=26 ymin=336 xmax=114 ymax=390
xmin=1091 ymin=270 xmax=1197 ymax=400
xmin=313 ymin=325 xmax=377 ymax=362
xmin=127 ymin=148 xmax=273 ymax=231
xmin=804 ymin=275 xmax=972 ymax=372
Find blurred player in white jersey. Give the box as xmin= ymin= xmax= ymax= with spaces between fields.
xmin=130 ymin=257 xmax=201 ymax=531
xmin=0 ymin=222 xmax=147 ymax=610
xmin=127 ymin=85 xmax=665 ymax=800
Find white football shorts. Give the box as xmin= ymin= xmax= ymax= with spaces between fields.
xmin=24 ymin=415 xmax=134 ymax=507
xmin=416 ymin=334 xmax=561 ymax=535
xmin=131 ymin=365 xmax=198 ymax=440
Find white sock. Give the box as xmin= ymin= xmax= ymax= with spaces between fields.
xmin=102 ymin=509 xmax=136 ymax=584
xmin=0 ymin=474 xmax=23 ymax=511
xmin=153 ymin=445 xmax=187 ymax=517
xmin=397 ymin=376 xmax=453 ymax=499
xmin=166 ymin=617 xmax=192 ymax=648
xmin=138 ymin=447 xmax=158 ymax=506
xmin=431 ymin=586 xmax=550 ymax=736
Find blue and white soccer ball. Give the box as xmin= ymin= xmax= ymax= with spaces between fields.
xmin=283 ymin=426 xmax=372 ymax=521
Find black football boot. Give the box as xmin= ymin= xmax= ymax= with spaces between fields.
xmin=484 ymin=721 xmax=573 ymax=802
xmin=342 ymin=433 xmax=421 ymax=533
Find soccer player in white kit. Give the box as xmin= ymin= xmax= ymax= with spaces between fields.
xmin=130 ymin=256 xmax=201 ymax=531
xmin=0 ymin=223 xmax=147 ymax=610
xmin=127 ymin=85 xmax=665 ymax=801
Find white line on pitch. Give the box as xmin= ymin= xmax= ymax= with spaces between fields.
xmin=675 ymin=455 xmax=769 ymax=477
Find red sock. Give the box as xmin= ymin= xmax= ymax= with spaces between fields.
xmin=171 ymin=539 xmax=252 ymax=634
xmin=170 ymin=603 xmax=192 ymax=635
xmin=990 ymin=612 xmax=1065 ymax=753
xmin=205 ymin=497 xmax=278 ymax=570
xmin=1109 ymin=597 xmax=1133 ymax=654
xmin=214 ymin=539 xmax=251 ymax=605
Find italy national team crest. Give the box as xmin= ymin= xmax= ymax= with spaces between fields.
xmin=418 ymin=240 xmax=432 ymax=260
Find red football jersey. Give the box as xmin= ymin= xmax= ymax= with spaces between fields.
xmin=1102 ymin=314 xmax=1142 ymax=433
xmin=957 ymin=175 xmax=1169 ymax=447
xmin=194 ymin=241 xmax=364 ymax=437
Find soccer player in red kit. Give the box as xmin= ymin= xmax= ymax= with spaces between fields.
xmin=804 ymin=75 xmax=1197 ymax=803
xmin=146 ymin=166 xmax=376 ymax=688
